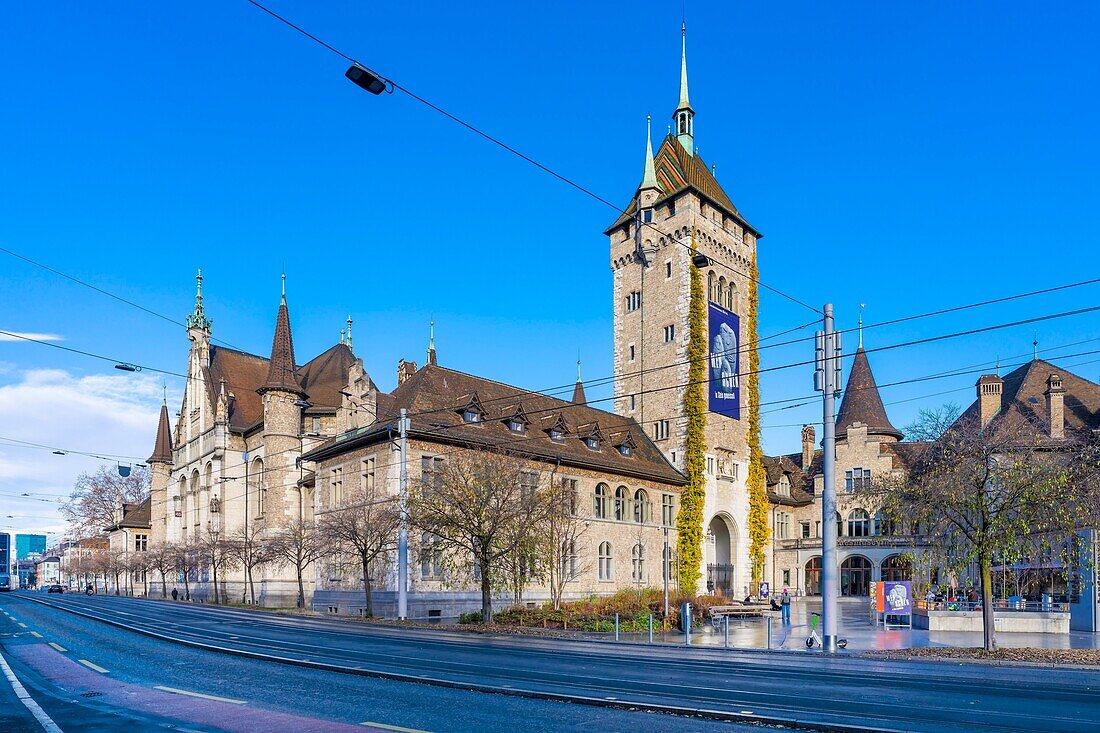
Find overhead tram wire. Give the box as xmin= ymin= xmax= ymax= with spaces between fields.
xmin=238 ymin=0 xmax=822 ymax=316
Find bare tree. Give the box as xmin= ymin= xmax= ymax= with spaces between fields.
xmin=147 ymin=544 xmax=175 ymax=598
xmin=61 ymin=465 xmax=149 ymax=539
xmin=537 ymin=477 xmax=590 ymax=610
xmin=194 ymin=527 xmax=236 ymax=604
xmin=409 ymin=449 xmax=549 ymax=623
xmin=867 ymin=404 xmax=1100 ymax=651
xmin=170 ymin=542 xmax=200 ymax=600
xmin=320 ymin=486 xmax=399 ymax=617
xmin=270 ymin=519 xmax=323 ymax=610
xmin=226 ymin=522 xmax=273 ymax=606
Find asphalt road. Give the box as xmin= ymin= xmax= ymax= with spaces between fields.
xmin=4 ymin=591 xmax=1100 ymax=732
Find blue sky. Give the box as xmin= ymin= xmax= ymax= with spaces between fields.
xmin=1 ymin=2 xmax=1098 ymax=535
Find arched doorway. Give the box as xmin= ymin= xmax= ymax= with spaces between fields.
xmin=881 ymin=555 xmax=911 ymax=582
xmin=805 ymin=556 xmax=823 ymax=596
xmin=706 ymin=515 xmax=735 ymax=594
xmin=841 ymin=556 xmax=872 ymax=596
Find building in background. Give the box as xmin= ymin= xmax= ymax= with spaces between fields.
xmin=0 ymin=532 xmax=12 ymax=591
xmin=104 ymin=498 xmax=152 ymax=596
xmin=36 ymin=556 xmax=61 ymax=588
xmin=16 ymin=534 xmax=46 ymax=559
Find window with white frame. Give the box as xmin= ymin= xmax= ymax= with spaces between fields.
xmin=663 ymin=324 xmax=676 ymax=343
xmin=633 ymin=488 xmax=649 ymax=523
xmin=331 ymin=466 xmax=344 ymax=505
xmin=594 ymin=483 xmax=609 ymax=519
xmin=134 ymin=533 xmax=148 ymax=552
xmin=519 ymin=470 xmax=539 ymax=507
xmin=361 ymin=456 xmax=376 ymax=493
xmin=653 ymin=419 xmax=670 ymax=441
xmin=625 ymin=291 xmax=641 ymax=313
xmin=631 ymin=543 xmax=646 ymax=582
xmin=777 ymin=475 xmax=791 ymax=497
xmin=661 ymin=494 xmax=676 ymax=526
xmin=598 ymin=542 xmax=613 ymax=581
xmin=614 ymin=486 xmax=628 ymax=521
xmin=844 ymin=467 xmax=872 ymax=491
xmin=775 ymin=511 xmax=790 ymax=539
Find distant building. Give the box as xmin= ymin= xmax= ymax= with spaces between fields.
xmin=36 ymin=556 xmax=61 ymax=588
xmin=104 ymin=498 xmax=152 ymax=596
xmin=16 ymin=534 xmax=46 ymax=559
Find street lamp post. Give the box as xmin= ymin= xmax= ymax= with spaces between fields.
xmin=397 ymin=408 xmax=410 ymax=621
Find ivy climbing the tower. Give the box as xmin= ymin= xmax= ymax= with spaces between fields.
xmin=747 ymin=250 xmax=769 ymax=586
xmin=677 ymin=236 xmax=708 ymax=595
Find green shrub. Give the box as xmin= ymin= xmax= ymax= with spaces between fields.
xmin=457 ymin=610 xmax=483 ymax=625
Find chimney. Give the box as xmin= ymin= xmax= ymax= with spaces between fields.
xmin=801 ymin=424 xmax=815 ymax=471
xmin=398 ymin=359 xmax=418 ymax=385
xmin=976 ymin=374 xmax=1003 ymax=428
xmin=1046 ymin=373 xmax=1065 ymax=439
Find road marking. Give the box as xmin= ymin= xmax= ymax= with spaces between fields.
xmin=0 ymin=648 xmax=64 ymax=733
xmin=17 ymin=622 xmax=27 ymax=628
xmin=154 ymin=686 xmax=246 ymax=704
xmin=360 ymin=722 xmax=431 ymax=733
xmin=30 ymin=631 xmax=43 ymax=638
xmin=49 ymin=642 xmax=67 ymax=652
xmin=78 ymin=659 xmax=109 ymax=674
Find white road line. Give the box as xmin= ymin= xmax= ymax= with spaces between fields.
xmin=30 ymin=631 xmax=43 ymax=638
xmin=17 ymin=622 xmax=27 ymax=628
xmin=0 ymin=648 xmax=64 ymax=733
xmin=360 ymin=722 xmax=431 ymax=733
xmin=48 ymin=643 xmax=67 ymax=652
xmin=78 ymin=659 xmax=109 ymax=674
xmin=153 ymin=686 xmax=246 ymax=704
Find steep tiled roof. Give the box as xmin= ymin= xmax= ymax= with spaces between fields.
xmin=762 ymin=455 xmax=814 ymax=506
xmin=299 ymin=343 xmax=357 ymax=413
xmin=148 ymin=402 xmax=173 ymax=463
xmin=308 ymin=364 xmax=686 ymax=485
xmin=836 ymin=347 xmax=903 ymax=441
xmin=105 ymin=497 xmax=151 ymax=531
xmin=261 ymin=299 xmax=306 ymax=396
xmin=957 ymin=358 xmax=1100 ymax=440
xmin=606 ymin=135 xmax=759 ymax=236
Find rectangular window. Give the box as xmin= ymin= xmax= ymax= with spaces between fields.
xmin=331 ymin=466 xmax=344 ymax=505
xmin=134 ymin=534 xmax=148 ymax=552
xmin=665 ymin=261 xmax=672 ymax=278
xmin=782 ymin=569 xmax=791 ymax=586
xmin=629 ymin=394 xmax=636 ymax=411
xmin=361 ymin=456 xmax=376 ymax=493
xmin=661 ymin=494 xmax=675 ymax=526
xmin=800 ymin=521 xmax=811 ymax=538
xmin=653 ymin=419 xmax=670 ymax=441
xmin=562 ymin=478 xmax=579 ymax=515
xmin=776 ymin=512 xmax=790 ymax=539
xmin=421 ymin=456 xmax=444 ymax=494
xmin=668 ymin=200 xmax=676 ymax=216
xmin=815 ymin=521 xmax=821 ymax=537
xmin=628 ymin=344 xmax=635 ymax=362
xmin=663 ymin=324 xmax=675 ymax=343
xmin=845 ymin=467 xmax=872 ymax=491
xmin=519 ymin=469 xmax=539 ymax=506
xmin=706 ymin=456 xmax=715 ymax=475
xmin=420 ymin=534 xmax=442 ymax=579
xmin=643 ymin=208 xmax=653 ymax=223
xmin=625 ymin=291 xmax=641 ymax=313
xmin=311 ymin=416 xmax=321 ymax=433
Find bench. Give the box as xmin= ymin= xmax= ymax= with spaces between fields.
xmin=709 ymin=603 xmax=767 ymax=619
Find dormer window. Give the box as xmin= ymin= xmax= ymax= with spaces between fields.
xmin=508 ymin=419 xmax=525 ymax=434
xmin=463 ymin=410 xmax=481 ymax=424
xmin=585 ymin=436 xmax=600 ymax=451
xmin=456 ymin=392 xmax=486 ymax=424
xmin=502 ymin=404 xmax=530 ymax=434
xmin=777 ymin=475 xmax=791 ymax=498
xmin=618 ymin=444 xmax=632 ymax=457
xmin=549 ymin=428 xmax=565 ymax=443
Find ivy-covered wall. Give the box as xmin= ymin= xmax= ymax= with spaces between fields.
xmin=677 ymin=236 xmax=708 ymax=595
xmin=746 ymin=250 xmax=769 ymax=585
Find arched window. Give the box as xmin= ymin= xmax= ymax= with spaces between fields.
xmin=873 ymin=511 xmax=896 ymax=536
xmin=633 ymin=489 xmax=650 ymax=523
xmin=805 ymin=556 xmax=823 ymax=596
xmin=593 ymin=483 xmax=609 ymax=519
xmin=727 ymin=282 xmax=738 ymax=312
xmin=252 ymin=458 xmax=265 ymax=518
xmin=840 ymin=556 xmax=872 ymax=596
xmin=708 ymin=271 xmax=717 ymax=302
xmin=598 ymin=542 xmax=613 ymax=581
xmin=190 ymin=470 xmax=200 ymax=527
xmin=614 ymin=486 xmax=629 ymax=521
xmin=204 ymin=462 xmax=213 ymax=491
xmin=631 ymin=543 xmax=645 ymax=582
xmin=718 ymin=276 xmax=727 ymax=307
xmin=420 ymin=533 xmax=442 ymax=579
xmin=846 ymin=509 xmax=870 ymax=537
xmin=881 ymin=555 xmax=911 ymax=582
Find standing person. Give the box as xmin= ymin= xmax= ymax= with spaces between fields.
xmin=780 ymin=587 xmax=791 ymax=624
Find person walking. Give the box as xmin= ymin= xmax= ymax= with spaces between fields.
xmin=780 ymin=587 xmax=791 ymax=624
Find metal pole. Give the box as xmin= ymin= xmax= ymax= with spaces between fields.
xmin=767 ymin=615 xmax=772 ymax=650
xmin=615 ymin=613 xmax=620 ymax=641
xmin=648 ymin=614 xmax=654 ymax=644
xmin=723 ymin=615 xmax=729 ymax=648
xmin=819 ymin=303 xmax=840 ymax=653
xmin=398 ymin=408 xmax=410 ymax=620
xmin=663 ymin=527 xmax=670 ymax=618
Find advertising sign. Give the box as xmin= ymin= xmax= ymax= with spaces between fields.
xmin=708 ymin=302 xmax=741 ymax=419
xmin=759 ymin=581 xmax=770 ymax=598
xmin=882 ymin=581 xmax=912 ymax=615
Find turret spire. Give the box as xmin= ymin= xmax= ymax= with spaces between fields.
xmin=641 ymin=115 xmax=659 ymax=191
xmin=572 ymin=352 xmax=586 ymax=405
xmin=427 ymin=319 xmax=437 ymax=366
xmin=149 ymin=395 xmax=174 ymax=464
xmin=186 ymin=269 xmax=213 ymax=332
xmin=346 ymin=314 xmax=354 ymax=354
xmin=673 ymin=23 xmax=695 ymax=155
xmin=259 ymin=276 xmax=306 ymax=396
xmin=858 ymin=303 xmax=865 ymax=349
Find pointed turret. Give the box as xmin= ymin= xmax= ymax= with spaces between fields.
xmin=641 ymin=115 xmax=660 ymax=191
xmin=346 ymin=314 xmax=354 ymax=354
xmin=148 ymin=393 xmax=174 ymax=464
xmin=186 ymin=269 xmax=213 ymax=333
xmin=259 ymin=274 xmax=306 ymax=396
xmin=572 ymin=355 xmax=586 ymax=404
xmin=673 ymin=23 xmax=695 ymax=155
xmin=836 ymin=346 xmax=903 ymax=441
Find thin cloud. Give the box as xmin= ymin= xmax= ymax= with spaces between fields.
xmin=0 ymin=331 xmax=64 ymax=342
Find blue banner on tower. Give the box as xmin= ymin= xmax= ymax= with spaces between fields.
xmin=708 ymin=302 xmax=741 ymax=419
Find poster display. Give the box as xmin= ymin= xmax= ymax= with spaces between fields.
xmin=708 ymin=302 xmax=741 ymax=419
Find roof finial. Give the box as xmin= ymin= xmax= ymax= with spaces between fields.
xmin=340 ymin=327 xmax=346 ymax=346
xmin=185 ymin=268 xmax=212 ymax=332
xmin=858 ymin=303 xmax=865 ymax=349
xmin=641 ymin=115 xmax=659 ymax=190
xmin=996 ymin=355 xmax=1001 ymax=377
xmin=281 ymin=270 xmax=286 ymax=303
xmin=346 ymin=314 xmax=353 ymax=353
xmin=577 ymin=350 xmax=582 ymax=382
xmin=162 ymin=382 xmax=167 ymax=406
xmin=1033 ymin=332 xmax=1039 ymax=360
xmin=427 ymin=318 xmax=437 ymax=366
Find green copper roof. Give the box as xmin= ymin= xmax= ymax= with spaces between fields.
xmin=677 ymin=23 xmax=691 ymax=111
xmin=641 ymin=115 xmax=659 ymax=190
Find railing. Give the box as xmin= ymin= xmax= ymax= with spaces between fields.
xmin=778 ymin=535 xmax=932 ymax=550
xmin=707 ymin=564 xmax=736 ymax=593
xmin=916 ymin=599 xmax=1070 ymax=614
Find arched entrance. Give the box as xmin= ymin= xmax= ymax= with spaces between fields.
xmin=805 ymin=556 xmax=822 ymax=596
xmin=706 ymin=515 xmax=736 ymax=595
xmin=841 ymin=555 xmax=872 ymax=596
xmin=881 ymin=554 xmax=911 ymax=582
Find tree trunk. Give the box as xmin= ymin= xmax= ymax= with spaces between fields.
xmin=247 ymin=564 xmax=256 ymax=605
xmin=361 ymin=557 xmax=373 ymax=617
xmin=211 ymin=561 xmax=219 ymax=605
xmin=161 ymin=572 xmax=168 ymax=599
xmin=480 ymin=569 xmax=493 ymax=624
xmin=182 ymin=571 xmax=190 ymax=601
xmin=296 ymin=563 xmax=306 ymax=610
xmin=979 ymin=553 xmax=996 ymax=651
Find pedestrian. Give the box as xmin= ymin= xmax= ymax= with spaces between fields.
xmin=171 ymin=588 xmax=178 ymax=601
xmin=780 ymin=587 xmax=791 ymax=624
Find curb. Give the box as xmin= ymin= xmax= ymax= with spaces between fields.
xmin=18 ymin=594 xmax=895 ymax=733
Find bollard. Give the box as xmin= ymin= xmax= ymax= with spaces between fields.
xmin=767 ymin=616 xmax=772 ymax=650
xmin=648 ymin=614 xmax=654 ymax=644
xmin=724 ymin=615 xmax=730 ymax=648
xmin=614 ymin=613 xmax=620 ymax=641
xmin=682 ymin=602 xmax=692 ymax=645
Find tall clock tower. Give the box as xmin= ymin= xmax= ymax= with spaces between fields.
xmin=607 ymin=25 xmax=762 ymax=596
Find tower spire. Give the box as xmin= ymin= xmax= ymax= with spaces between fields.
xmin=427 ymin=319 xmax=437 ymax=366
xmin=346 ymin=314 xmax=353 ymax=354
xmin=259 ymin=275 xmax=305 ymax=396
xmin=673 ymin=23 xmax=694 ymax=155
xmin=858 ymin=303 xmax=865 ymax=349
xmin=186 ymin=269 xmax=212 ymax=332
xmin=572 ymin=352 xmax=586 ymax=405
xmin=641 ymin=115 xmax=659 ymax=191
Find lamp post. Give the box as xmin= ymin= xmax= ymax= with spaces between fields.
xmin=397 ymin=408 xmax=410 ymax=620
